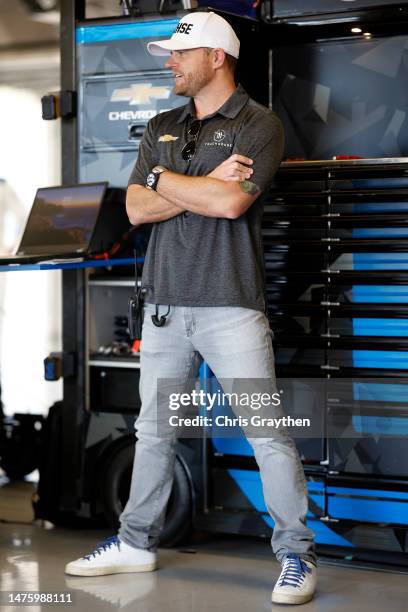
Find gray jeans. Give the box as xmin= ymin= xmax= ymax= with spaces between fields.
xmin=119 ymin=304 xmax=316 ymax=564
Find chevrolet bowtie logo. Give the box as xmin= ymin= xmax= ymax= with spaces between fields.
xmin=111 ymin=83 xmax=171 ymax=105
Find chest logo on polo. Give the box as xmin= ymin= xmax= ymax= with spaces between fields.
xmin=158 ymin=134 xmax=179 ymax=142
xmin=213 ymin=129 xmax=226 ymax=142
xmin=204 ymin=128 xmax=232 ymax=149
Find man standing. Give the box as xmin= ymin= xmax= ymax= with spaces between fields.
xmin=66 ymin=11 xmax=317 ymax=605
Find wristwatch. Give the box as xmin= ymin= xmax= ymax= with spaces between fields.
xmin=146 ymin=165 xmax=167 ymax=191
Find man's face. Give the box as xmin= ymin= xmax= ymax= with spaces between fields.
xmin=165 ymin=48 xmax=214 ymax=97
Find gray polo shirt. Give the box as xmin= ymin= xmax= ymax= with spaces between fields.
xmin=128 ymin=84 xmax=284 ymax=312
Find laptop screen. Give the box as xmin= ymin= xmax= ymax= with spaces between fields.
xmin=17 ymin=183 xmax=107 ymax=256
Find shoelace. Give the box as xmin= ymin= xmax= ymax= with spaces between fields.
xmin=277 ymin=554 xmax=312 ymax=588
xmin=83 ymin=536 xmax=120 ymax=560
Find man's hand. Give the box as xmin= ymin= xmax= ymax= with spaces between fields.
xmin=207 ymin=154 xmax=254 ymax=182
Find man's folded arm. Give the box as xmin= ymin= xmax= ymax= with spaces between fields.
xmin=126 ymin=170 xmax=258 ymax=226
xmin=155 ymin=171 xmax=260 ymax=219
xmin=126 ymin=183 xmax=186 ymax=225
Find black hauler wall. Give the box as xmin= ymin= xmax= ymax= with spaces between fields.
xmin=273 ymin=35 xmax=408 ymax=159
xmin=272 ymin=0 xmax=408 ymax=18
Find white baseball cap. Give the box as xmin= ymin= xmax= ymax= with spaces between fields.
xmin=147 ymin=11 xmax=240 ymax=59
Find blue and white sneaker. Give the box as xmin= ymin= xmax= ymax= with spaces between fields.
xmin=65 ymin=536 xmax=157 ymax=577
xmin=271 ymin=554 xmax=317 ymax=604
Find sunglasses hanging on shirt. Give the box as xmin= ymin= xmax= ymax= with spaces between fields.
xmin=181 ymin=119 xmax=203 ymax=161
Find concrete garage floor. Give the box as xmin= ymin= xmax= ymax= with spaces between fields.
xmin=1 ymin=524 xmax=408 ymax=612
xmin=1 ymin=477 xmax=408 ymax=611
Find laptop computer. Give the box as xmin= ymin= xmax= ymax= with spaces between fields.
xmin=0 ymin=182 xmax=109 ymax=265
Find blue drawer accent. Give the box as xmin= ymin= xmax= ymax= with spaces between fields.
xmin=352 ymin=350 xmax=408 ymax=369
xmin=352 ymin=318 xmax=408 ymax=336
xmin=76 ymin=20 xmax=178 ymax=44
xmin=352 ymin=286 xmax=408 ymax=304
xmin=352 ymin=381 xmax=408 ymax=403
xmin=328 ymin=486 xmax=408 ymax=525
xmin=353 ymin=228 xmax=408 ymax=238
xmin=352 ymin=415 xmax=408 ymax=435
xmin=353 ymin=253 xmax=408 ymax=270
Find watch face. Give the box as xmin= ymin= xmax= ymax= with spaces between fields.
xmin=146 ymin=173 xmax=156 ymax=188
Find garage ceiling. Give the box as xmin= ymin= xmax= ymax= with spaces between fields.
xmin=0 ymin=1 xmax=123 ymax=89
xmin=0 ymin=0 xmax=59 ymax=50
